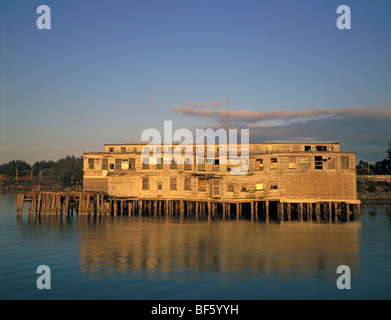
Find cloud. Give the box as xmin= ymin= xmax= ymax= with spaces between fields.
xmin=172 ymin=105 xmax=391 ymax=125
xmin=170 ymin=102 xmax=391 ymax=162
xmin=177 ymin=100 xmax=223 ymax=109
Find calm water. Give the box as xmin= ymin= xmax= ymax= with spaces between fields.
xmin=1 ymin=193 xmax=391 ymax=300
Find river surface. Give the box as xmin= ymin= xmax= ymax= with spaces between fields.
xmin=0 ymin=193 xmax=390 ymax=300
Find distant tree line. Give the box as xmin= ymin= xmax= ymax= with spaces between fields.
xmin=356 ymin=142 xmax=391 ymax=175
xmin=0 ymin=155 xmax=83 ymax=187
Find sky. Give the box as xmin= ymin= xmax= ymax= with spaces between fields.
xmin=0 ymin=0 xmax=390 ymax=164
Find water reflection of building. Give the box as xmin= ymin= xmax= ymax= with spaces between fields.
xmin=77 ymin=216 xmax=360 ymax=279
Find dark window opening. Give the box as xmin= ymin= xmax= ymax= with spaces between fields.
xmin=315 ymin=156 xmax=323 ymax=169
xmin=316 ymin=146 xmax=327 ymax=152
xmin=129 ymin=158 xmax=135 ymax=170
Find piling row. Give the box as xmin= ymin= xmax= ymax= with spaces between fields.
xmin=16 ymin=192 xmax=360 ymax=222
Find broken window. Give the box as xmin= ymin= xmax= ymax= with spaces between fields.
xmin=327 ymin=157 xmax=336 ymax=169
xmin=121 ymin=159 xmax=129 ymax=170
xmin=198 ymin=178 xmax=206 ymax=191
xmin=109 ymin=164 xmax=114 ymax=170
xmin=271 ymin=182 xmax=278 ymax=190
xmin=316 ymin=146 xmax=327 ymax=152
xmin=315 ymin=156 xmax=323 ymax=169
xmin=241 ymin=185 xmax=247 ymax=192
xmin=288 ymin=157 xmax=296 ymax=169
xmin=197 ymin=158 xmax=205 ymax=171
xmin=170 ymin=178 xmax=177 ymax=190
xmin=184 ymin=158 xmax=192 ymax=170
xmin=142 ymin=178 xmax=149 ymax=190
xmin=270 ymin=158 xmax=278 ymax=170
xmin=129 ymin=158 xmax=136 ymax=170
xmin=142 ymin=158 xmax=149 ymax=170
xmin=341 ymin=157 xmax=350 ymax=169
xmin=305 ymin=146 xmax=311 ymax=152
xmin=109 ymin=147 xmax=114 ymax=153
xmin=256 ymin=183 xmax=264 ymax=191
xmin=115 ymin=158 xmax=122 ymax=170
xmin=212 ymin=159 xmax=220 ymax=171
xmin=255 ymin=159 xmax=264 ymax=171
xmin=102 ymin=158 xmax=108 ymax=170
xmin=299 ymin=157 xmax=310 ymax=170
xmin=157 ymin=158 xmax=163 ymax=170
xmin=184 ymin=178 xmax=191 ymax=190
xmin=88 ymin=158 xmax=95 ymax=170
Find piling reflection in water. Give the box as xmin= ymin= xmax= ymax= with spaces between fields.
xmin=57 ymin=216 xmax=359 ymax=280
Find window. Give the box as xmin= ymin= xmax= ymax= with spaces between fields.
xmin=299 ymin=157 xmax=310 ymax=170
xmin=197 ymin=158 xmax=205 ymax=171
xmin=184 ymin=158 xmax=192 ymax=170
xmin=256 ymin=183 xmax=264 ymax=191
xmin=109 ymin=147 xmax=114 ymax=153
xmin=305 ymin=146 xmax=311 ymax=152
xmin=121 ymin=147 xmax=126 ymax=153
xmin=255 ymin=159 xmax=264 ymax=171
xmin=115 ymin=158 xmax=122 ymax=170
xmin=88 ymin=158 xmax=94 ymax=170
xmin=227 ymin=184 xmax=234 ymax=192
xmin=270 ymin=158 xmax=278 ymax=170
xmin=170 ymin=161 xmax=178 ymax=170
xmin=170 ymin=178 xmax=177 ymax=190
xmin=184 ymin=178 xmax=191 ymax=191
xmin=212 ymin=159 xmax=219 ymax=171
xmin=327 ymin=157 xmax=336 ymax=169
xmin=316 ymin=146 xmax=327 ymax=152
xmin=271 ymin=182 xmax=278 ymax=190
xmin=198 ymin=179 xmax=206 ymax=191
xmin=288 ymin=157 xmax=296 ymax=169
xmin=157 ymin=184 xmax=162 ymax=190
xmin=129 ymin=158 xmax=135 ymax=170
xmin=142 ymin=158 xmax=149 ymax=169
xmin=315 ymin=156 xmax=323 ymax=169
xmin=341 ymin=157 xmax=349 ymax=169
xmin=102 ymin=158 xmax=108 ymax=170
xmin=142 ymin=178 xmax=149 ymax=190
xmin=121 ymin=158 xmax=129 ymax=170
xmin=267 ymin=145 xmax=273 ymax=153
xmin=157 ymin=158 xmax=163 ymax=170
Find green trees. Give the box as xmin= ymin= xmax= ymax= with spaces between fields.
xmin=0 ymin=160 xmax=31 ymax=177
xmin=0 ymin=155 xmax=83 ymax=187
xmin=356 ymin=142 xmax=391 ymax=175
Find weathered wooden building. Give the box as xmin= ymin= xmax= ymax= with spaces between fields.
xmin=80 ymin=142 xmax=360 ymax=221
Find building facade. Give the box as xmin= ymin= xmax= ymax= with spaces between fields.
xmin=83 ymin=142 xmax=358 ymax=205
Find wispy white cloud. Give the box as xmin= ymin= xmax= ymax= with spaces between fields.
xmin=172 ymin=104 xmax=391 ymax=124
xmin=170 ymin=101 xmax=391 ymax=162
